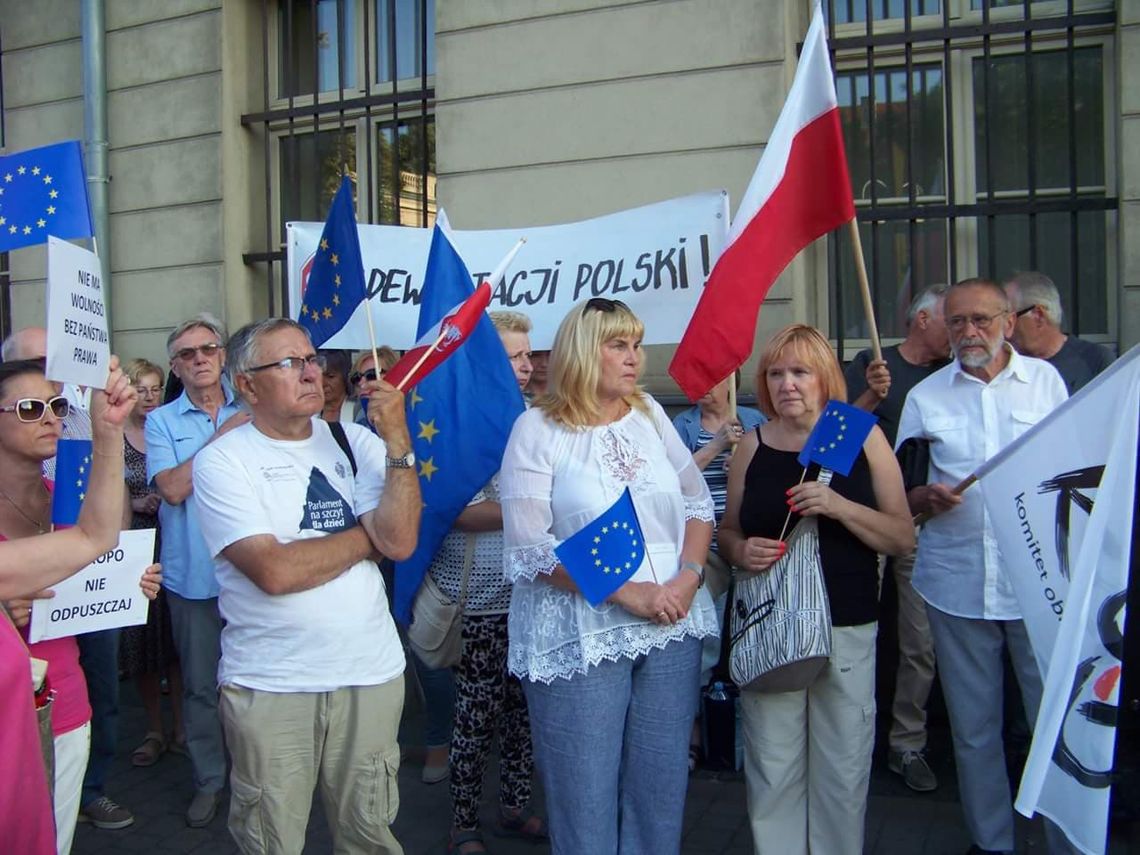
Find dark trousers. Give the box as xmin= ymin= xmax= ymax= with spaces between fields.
xmin=77 ymin=628 xmax=121 ymax=807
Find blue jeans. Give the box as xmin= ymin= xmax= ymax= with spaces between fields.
xmin=77 ymin=628 xmax=120 ymax=807
xmin=167 ymin=592 xmax=226 ymax=794
xmin=409 ymin=646 xmax=455 ymax=747
xmin=524 ymin=635 xmax=701 ymax=855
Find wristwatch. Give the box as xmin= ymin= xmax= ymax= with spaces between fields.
xmin=680 ymin=560 xmax=705 ymax=587
xmin=385 ymin=450 xmax=416 ymax=469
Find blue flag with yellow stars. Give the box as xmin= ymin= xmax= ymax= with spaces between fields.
xmin=797 ymin=399 xmax=877 ymax=476
xmin=297 ymin=175 xmax=366 ymax=347
xmin=0 ymin=141 xmax=93 ymax=252
xmin=51 ymin=438 xmax=94 ymax=526
xmin=555 ymin=487 xmax=647 ymax=607
xmin=392 ymin=223 xmax=526 ymax=624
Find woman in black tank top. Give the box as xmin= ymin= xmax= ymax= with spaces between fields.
xmin=718 ymin=326 xmax=913 ymax=855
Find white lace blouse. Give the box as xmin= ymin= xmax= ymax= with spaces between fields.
xmin=500 ymin=396 xmax=718 ymax=684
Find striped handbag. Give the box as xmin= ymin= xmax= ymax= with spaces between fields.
xmin=728 ymin=516 xmax=832 ymax=693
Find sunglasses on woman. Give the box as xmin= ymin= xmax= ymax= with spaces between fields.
xmin=0 ymin=396 xmax=71 ymax=423
xmin=349 ymin=368 xmax=382 ymax=387
xmin=585 ymin=297 xmax=630 ymax=314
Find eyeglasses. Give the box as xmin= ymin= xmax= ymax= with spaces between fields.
xmin=173 ymin=343 xmax=222 ymax=362
xmin=349 ymin=368 xmax=382 ymax=387
xmin=585 ymin=297 xmax=629 ymax=313
xmin=0 ymin=396 xmax=70 ymax=423
xmin=1014 ymin=305 xmax=1037 ymax=318
xmin=134 ymin=385 xmax=164 ymax=398
xmin=946 ymin=311 xmax=1007 ymax=332
xmin=247 ymin=354 xmax=326 ymax=375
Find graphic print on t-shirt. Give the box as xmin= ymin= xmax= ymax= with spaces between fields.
xmin=299 ymin=466 xmax=356 ymax=533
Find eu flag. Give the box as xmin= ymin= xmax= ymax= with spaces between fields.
xmin=0 ymin=141 xmax=93 ymax=252
xmin=298 ymin=175 xmax=366 ymax=347
xmin=555 ymin=487 xmax=647 ymax=607
xmin=51 ymin=438 xmax=93 ymax=526
xmin=797 ymin=399 xmax=877 ymax=476
xmin=392 ymin=223 xmax=526 ymax=624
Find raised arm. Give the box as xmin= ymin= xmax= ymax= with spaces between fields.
xmin=357 ymin=377 xmax=420 ymax=561
xmin=0 ymin=358 xmax=137 ymax=600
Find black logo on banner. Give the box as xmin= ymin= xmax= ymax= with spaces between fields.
xmin=1038 ymin=465 xmax=1105 ymax=582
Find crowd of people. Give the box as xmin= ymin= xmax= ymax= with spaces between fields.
xmin=0 ymin=268 xmax=1115 ymax=855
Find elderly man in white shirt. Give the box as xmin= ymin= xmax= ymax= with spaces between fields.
xmin=896 ymin=278 xmax=1070 ymax=855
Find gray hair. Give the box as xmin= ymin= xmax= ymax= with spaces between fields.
xmin=166 ymin=312 xmax=227 ymax=359
xmin=1004 ymin=270 xmax=1063 ymax=326
xmin=225 ymin=317 xmax=311 ymax=391
xmin=906 ymin=283 xmax=950 ymax=327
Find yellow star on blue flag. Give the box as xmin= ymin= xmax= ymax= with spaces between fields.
xmin=51 ymin=438 xmax=93 ymax=526
xmin=0 ymin=141 xmax=93 ymax=252
xmin=796 ymin=400 xmax=877 ymax=476
xmin=392 ymin=223 xmax=526 ymax=624
xmin=297 ymin=175 xmax=366 ymax=347
xmin=555 ymin=487 xmax=647 ymax=606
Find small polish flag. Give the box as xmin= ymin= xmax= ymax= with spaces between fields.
xmin=669 ymin=3 xmax=855 ymax=401
xmin=385 ymin=281 xmax=493 ymax=390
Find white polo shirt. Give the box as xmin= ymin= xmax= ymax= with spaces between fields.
xmin=896 ymin=346 xmax=1068 ymax=620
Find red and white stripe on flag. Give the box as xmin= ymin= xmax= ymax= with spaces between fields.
xmin=668 ymin=3 xmax=855 ymax=401
xmin=385 ymin=281 xmax=493 ymax=390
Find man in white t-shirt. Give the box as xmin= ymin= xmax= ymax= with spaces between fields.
xmin=192 ymin=318 xmax=420 ymax=854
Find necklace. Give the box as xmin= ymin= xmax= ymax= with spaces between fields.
xmin=0 ymin=483 xmax=49 ymax=534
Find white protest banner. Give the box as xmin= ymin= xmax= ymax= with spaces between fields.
xmin=28 ymin=528 xmax=157 ymax=643
xmin=977 ymin=345 xmax=1139 ymax=854
xmin=45 ymin=235 xmax=110 ymax=388
xmin=287 ymin=191 xmax=729 ymax=350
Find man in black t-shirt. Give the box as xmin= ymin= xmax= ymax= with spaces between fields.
xmin=1004 ymin=270 xmax=1114 ymax=395
xmin=846 ymin=283 xmax=951 ymax=793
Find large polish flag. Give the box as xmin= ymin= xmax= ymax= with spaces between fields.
xmin=669 ymin=3 xmax=855 ymax=401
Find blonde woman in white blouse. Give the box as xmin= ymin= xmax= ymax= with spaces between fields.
xmin=499 ymin=299 xmax=717 ymax=855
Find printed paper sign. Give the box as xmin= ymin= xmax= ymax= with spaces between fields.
xmin=45 ymin=235 xmax=110 ymax=388
xmin=28 ymin=528 xmax=156 ymax=642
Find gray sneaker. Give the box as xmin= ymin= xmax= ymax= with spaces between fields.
xmin=80 ymin=796 xmax=135 ymax=829
xmin=186 ymin=789 xmax=218 ymax=828
xmin=888 ymin=749 xmax=938 ymax=792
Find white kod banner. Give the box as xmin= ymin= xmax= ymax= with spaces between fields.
xmin=977 ymin=345 xmax=1140 ymax=855
xmin=287 ymin=192 xmax=730 ymax=350
xmin=28 ymin=528 xmax=157 ymax=642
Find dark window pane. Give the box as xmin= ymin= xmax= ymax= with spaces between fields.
xmin=970 ymin=0 xmax=1048 ymax=9
xmin=279 ymin=128 xmax=357 ymax=235
xmin=278 ymin=0 xmax=357 ymax=98
xmin=830 ymin=0 xmax=940 ymax=25
xmin=376 ymin=120 xmax=436 ymax=226
xmin=838 ymin=64 xmax=945 ymax=203
xmin=832 ymin=218 xmax=950 ymax=340
xmin=376 ymin=0 xmax=435 ymax=83
xmin=973 ymin=48 xmax=1104 ymax=195
xmin=976 ymin=212 xmax=1107 ymax=334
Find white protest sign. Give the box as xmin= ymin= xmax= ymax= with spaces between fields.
xmin=45 ymin=236 xmax=110 ymax=388
xmin=28 ymin=528 xmax=156 ymax=642
xmin=287 ymin=191 xmax=730 ymax=350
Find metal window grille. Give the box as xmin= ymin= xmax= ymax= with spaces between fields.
xmin=241 ymin=0 xmax=436 ymax=317
xmin=825 ymin=0 xmax=1117 ymax=357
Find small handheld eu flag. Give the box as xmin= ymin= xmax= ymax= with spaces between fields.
xmin=797 ymin=400 xmax=877 ymax=476
xmin=555 ymin=488 xmax=646 ymax=607
xmin=51 ymin=438 xmax=93 ymax=526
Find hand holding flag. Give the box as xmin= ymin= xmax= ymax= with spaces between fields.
xmin=555 ymin=488 xmax=647 ymax=607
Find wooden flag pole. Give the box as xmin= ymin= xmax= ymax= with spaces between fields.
xmin=728 ymin=372 xmax=738 ymax=422
xmin=362 ymin=296 xmax=382 ymax=385
xmin=846 ymin=218 xmax=882 ymax=361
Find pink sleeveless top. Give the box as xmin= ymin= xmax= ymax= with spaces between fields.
xmin=0 ymin=617 xmax=57 ymax=852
